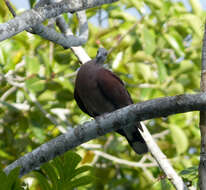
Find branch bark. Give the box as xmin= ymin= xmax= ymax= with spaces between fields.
xmin=55 ymin=12 xmax=91 ymax=62
xmin=199 ymin=20 xmax=206 ymax=189
xmin=4 ymin=93 xmax=206 ymax=177
xmin=0 ymin=0 xmax=118 ymax=41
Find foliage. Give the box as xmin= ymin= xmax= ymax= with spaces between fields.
xmin=0 ymin=151 xmax=93 ymax=190
xmin=180 ymin=166 xmax=198 ymax=187
xmin=0 ymin=0 xmax=205 ymax=189
xmin=0 ymin=167 xmax=24 ymax=190
xmin=33 ymin=151 xmax=93 ymax=190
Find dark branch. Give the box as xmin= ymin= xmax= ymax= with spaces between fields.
xmin=4 ymin=93 xmax=206 ymax=177
xmin=199 ymin=20 xmax=206 ymax=189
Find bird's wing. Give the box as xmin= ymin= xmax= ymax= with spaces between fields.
xmin=97 ymin=68 xmax=133 ymax=109
xmin=97 ymin=68 xmax=148 ymax=154
xmin=74 ymin=88 xmax=92 ymax=116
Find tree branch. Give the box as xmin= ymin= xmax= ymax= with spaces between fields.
xmin=31 ymin=23 xmax=88 ymax=48
xmin=139 ymin=123 xmax=188 ymax=190
xmin=5 ymin=0 xmax=89 ymax=48
xmin=199 ymin=19 xmax=206 ymax=189
xmin=0 ymin=0 xmax=118 ymax=41
xmin=4 ymin=93 xmax=206 ymax=177
xmin=55 ymin=12 xmax=91 ymax=62
xmin=92 ymin=150 xmax=157 ymax=168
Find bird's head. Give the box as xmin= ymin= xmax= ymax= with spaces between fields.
xmin=96 ymin=48 xmax=108 ymax=64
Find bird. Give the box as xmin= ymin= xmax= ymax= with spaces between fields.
xmin=74 ymin=48 xmax=148 ymax=154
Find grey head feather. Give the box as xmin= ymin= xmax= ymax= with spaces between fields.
xmin=95 ymin=48 xmax=108 ymax=64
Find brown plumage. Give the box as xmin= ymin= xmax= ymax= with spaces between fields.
xmin=74 ymin=48 xmax=148 ymax=154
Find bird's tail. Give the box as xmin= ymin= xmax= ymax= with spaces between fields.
xmin=116 ymin=123 xmax=148 ymax=154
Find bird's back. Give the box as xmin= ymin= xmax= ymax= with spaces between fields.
xmin=75 ymin=62 xmax=117 ymax=116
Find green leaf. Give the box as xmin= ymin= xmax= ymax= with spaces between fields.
xmin=179 ymin=14 xmax=202 ymax=37
xmin=156 ymin=58 xmax=168 ymax=83
xmin=180 ymin=166 xmax=198 ymax=176
xmin=36 ymin=152 xmax=94 ymax=190
xmin=54 ymin=78 xmax=73 ymax=92
xmin=41 ymin=163 xmax=59 ymax=190
xmin=170 ymin=125 xmax=189 ymax=154
xmin=29 ymin=0 xmax=36 ymax=7
xmin=26 ymin=56 xmax=40 ymax=75
xmin=109 ymin=10 xmax=137 ymax=22
xmin=53 ymin=157 xmax=65 ymax=180
xmin=132 ymin=51 xmax=154 ymax=63
xmin=179 ymin=166 xmax=198 ymax=185
xmin=161 ymin=178 xmax=173 ymax=190
xmin=0 ymin=170 xmax=7 ymax=189
xmin=7 ymin=167 xmax=21 ymax=190
xmin=145 ymin=0 xmax=162 ymax=9
xmin=140 ymin=88 xmax=153 ymax=100
xmin=65 ymin=175 xmax=94 ymax=189
xmin=189 ymin=0 xmax=203 ymax=16
xmin=25 ymin=77 xmax=45 ymax=93
xmin=174 ymin=60 xmax=194 ymax=78
xmin=164 ymin=33 xmax=184 ymax=57
xmin=152 ymin=178 xmax=173 ymax=190
xmin=136 ymin=63 xmax=152 ymax=82
xmin=142 ymin=27 xmax=156 ymax=55
xmin=31 ymin=127 xmax=46 ymax=143
xmin=167 ymin=82 xmax=184 ymax=95
xmin=33 ymin=171 xmax=51 ymax=190
xmin=64 ymin=151 xmax=82 ymax=180
xmin=0 ymin=150 xmax=14 ymax=160
xmin=46 ymin=81 xmax=62 ymax=91
xmin=72 ymin=166 xmax=92 ymax=178
xmin=38 ymin=90 xmax=55 ymax=102
xmin=56 ymin=89 xmax=73 ymax=102
xmin=128 ymin=0 xmax=145 ymax=10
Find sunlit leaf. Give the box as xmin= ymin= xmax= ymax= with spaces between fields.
xmin=156 ymin=58 xmax=168 ymax=83
xmin=164 ymin=33 xmax=184 ymax=57
xmin=142 ymin=27 xmax=156 ymax=55
xmin=25 ymin=77 xmax=45 ymax=93
xmin=170 ymin=125 xmax=189 ymax=154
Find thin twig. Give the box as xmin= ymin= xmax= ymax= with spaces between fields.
xmin=93 ymin=150 xmax=157 ymax=168
xmin=0 ymin=86 xmax=17 ymax=101
xmin=139 ymin=122 xmax=188 ymax=190
xmin=26 ymin=90 xmax=68 ymax=133
xmin=81 ymin=143 xmax=157 ymax=170
xmin=3 ymin=0 xmax=16 ymax=17
xmin=152 ymin=129 xmax=170 ymax=139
